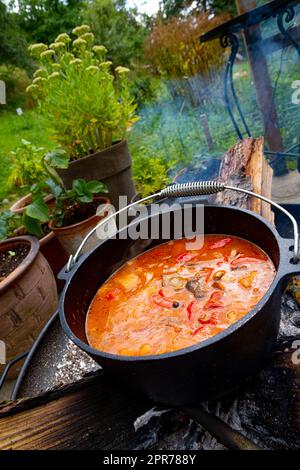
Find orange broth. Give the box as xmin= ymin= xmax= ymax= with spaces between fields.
xmin=86 ymin=235 xmax=276 ymax=356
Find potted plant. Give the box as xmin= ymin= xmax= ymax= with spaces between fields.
xmin=26 ymin=25 xmax=139 ymax=209
xmin=24 ymin=175 xmax=110 ymax=256
xmin=8 ymin=140 xmax=51 ymax=214
xmin=0 ymin=209 xmax=68 ymax=292
xmin=0 ymin=235 xmax=58 ymax=378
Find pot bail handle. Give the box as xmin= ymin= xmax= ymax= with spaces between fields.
xmin=66 ymin=181 xmax=300 ymax=272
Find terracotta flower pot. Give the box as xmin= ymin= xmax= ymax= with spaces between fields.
xmin=49 ymin=197 xmax=110 ymax=256
xmin=14 ymin=223 xmax=69 ymax=292
xmin=0 ymin=236 xmax=58 ymax=378
xmin=39 ymin=232 xmax=69 ymax=290
xmin=56 ymin=140 xmax=135 ymax=210
xmin=10 ymin=193 xmax=54 ymax=214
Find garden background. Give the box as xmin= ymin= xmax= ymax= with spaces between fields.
xmin=1 ymin=0 xmax=300 ymax=208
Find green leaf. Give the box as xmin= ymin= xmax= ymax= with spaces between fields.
xmin=45 ymin=149 xmax=69 ymax=169
xmin=45 ymin=178 xmax=62 ymax=198
xmin=86 ymin=180 xmax=108 ymax=194
xmin=25 ymin=198 xmax=49 ymax=223
xmin=0 ymin=220 xmax=7 ymax=240
xmin=23 ymin=213 xmax=44 ymax=238
xmin=72 ymin=178 xmax=87 ymax=195
xmin=77 ymin=194 xmax=93 ymax=203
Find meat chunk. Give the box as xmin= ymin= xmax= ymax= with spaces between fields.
xmin=185 ymin=278 xmax=207 ymax=299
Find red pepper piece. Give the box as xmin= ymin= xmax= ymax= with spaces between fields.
xmin=198 ymin=267 xmax=214 ymax=282
xmin=204 ymin=291 xmax=224 ymax=310
xmin=192 ymin=326 xmax=204 ymax=336
xmin=153 ymin=289 xmax=178 ymax=308
xmin=152 ymin=295 xmax=174 ymax=309
xmin=105 ymin=288 xmax=121 ymax=301
xmin=176 ymin=252 xmax=196 ymax=263
xmin=209 ymin=238 xmax=232 ymax=249
xmin=187 ymin=301 xmax=195 ymax=321
xmin=159 ymin=289 xmax=165 ymax=297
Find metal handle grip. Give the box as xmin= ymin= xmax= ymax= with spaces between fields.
xmin=66 ymin=181 xmax=300 ymax=271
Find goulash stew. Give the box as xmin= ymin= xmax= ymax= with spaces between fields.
xmin=86 ymin=236 xmax=275 ymax=356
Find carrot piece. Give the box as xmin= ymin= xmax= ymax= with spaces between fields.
xmin=204 ymin=291 xmax=224 ymax=310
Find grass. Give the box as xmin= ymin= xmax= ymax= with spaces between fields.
xmin=0 ymin=109 xmax=53 ymax=204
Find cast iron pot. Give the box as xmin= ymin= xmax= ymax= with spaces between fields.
xmin=59 ymin=203 xmax=300 ymax=406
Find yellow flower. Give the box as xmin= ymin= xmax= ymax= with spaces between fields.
xmin=72 ymin=25 xmax=90 ymax=37
xmin=33 ymin=68 xmax=47 ymax=78
xmin=50 ymin=42 xmax=65 ymax=51
xmin=81 ymin=32 xmax=94 ymax=45
xmin=70 ymin=58 xmax=82 ymax=66
xmin=26 ymin=84 xmax=39 ymax=94
xmin=115 ymin=66 xmax=130 ymax=75
xmin=86 ymin=65 xmax=99 ymax=74
xmin=48 ymin=71 xmax=60 ymax=80
xmin=32 ymin=76 xmax=44 ymax=84
xmin=40 ymin=49 xmax=55 ymax=60
xmin=93 ymin=45 xmax=107 ymax=55
xmin=55 ymin=33 xmax=71 ymax=44
xmin=28 ymin=43 xmax=48 ymax=58
xmin=52 ymin=63 xmax=61 ymax=70
xmin=72 ymin=38 xmax=87 ymax=49
xmin=100 ymin=61 xmax=112 ymax=69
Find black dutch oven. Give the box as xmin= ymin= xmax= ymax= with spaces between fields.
xmin=59 ymin=184 xmax=300 ymax=406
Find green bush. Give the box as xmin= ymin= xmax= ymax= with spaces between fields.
xmin=144 ymin=12 xmax=229 ymax=79
xmin=0 ymin=64 xmax=31 ymax=110
xmin=9 ymin=139 xmax=48 ymax=190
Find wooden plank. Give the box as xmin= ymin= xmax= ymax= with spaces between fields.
xmin=261 ymin=156 xmax=274 ymax=224
xmin=213 ymin=136 xmax=274 ymax=224
xmin=0 ymin=372 xmax=151 ymax=450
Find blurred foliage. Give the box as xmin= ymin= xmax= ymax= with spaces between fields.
xmin=9 ymin=139 xmax=48 ymax=190
xmin=128 ymin=66 xmax=168 ymax=107
xmin=159 ymin=0 xmax=237 ymax=18
xmin=0 ymin=64 xmax=31 ymax=109
xmin=144 ymin=12 xmax=230 ymax=78
xmin=82 ymin=0 xmax=149 ymax=67
xmin=11 ymin=0 xmax=85 ymax=44
xmin=132 ymin=152 xmax=171 ymax=197
xmin=0 ymin=1 xmax=31 ymax=70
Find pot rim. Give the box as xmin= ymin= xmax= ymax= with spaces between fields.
xmin=10 ymin=193 xmax=54 ymax=214
xmin=14 ymin=225 xmax=55 ymax=245
xmin=59 ymin=203 xmax=297 ymax=363
xmin=49 ymin=196 xmax=110 ymax=233
xmin=0 ymin=235 xmax=40 ymax=295
xmin=68 ymin=140 xmax=127 ymax=165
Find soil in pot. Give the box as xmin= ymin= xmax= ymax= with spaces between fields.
xmin=49 ymin=197 xmax=110 ymax=256
xmin=0 ymin=245 xmax=30 ymax=281
xmin=57 ymin=200 xmax=101 ymax=228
